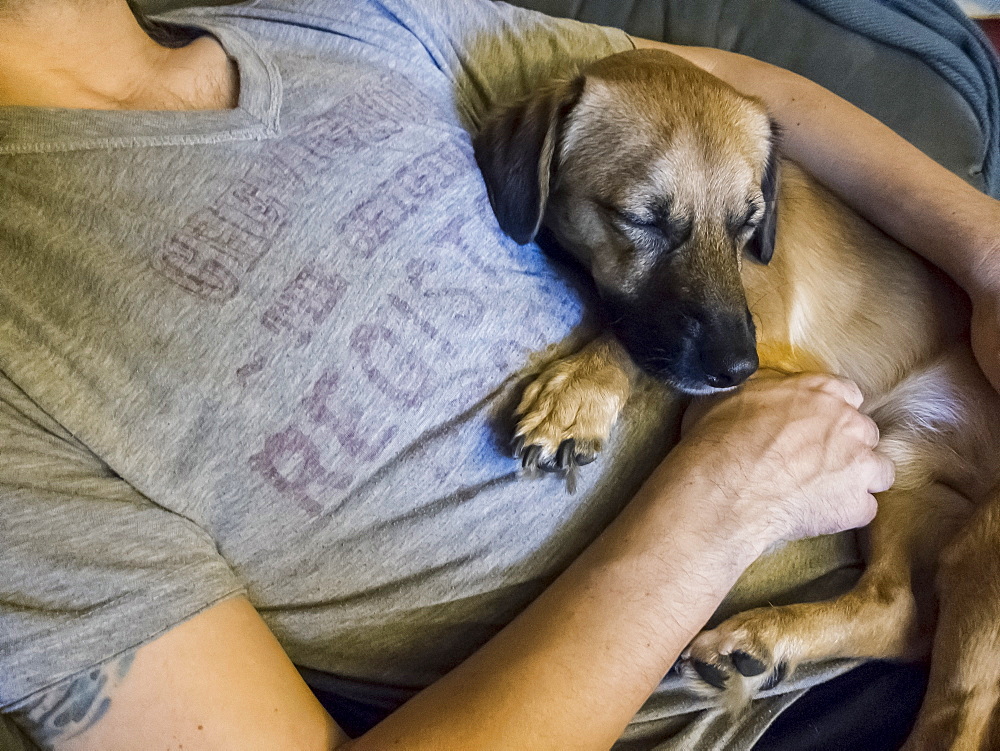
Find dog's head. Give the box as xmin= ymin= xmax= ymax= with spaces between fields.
xmin=474 ymin=49 xmax=779 ymax=394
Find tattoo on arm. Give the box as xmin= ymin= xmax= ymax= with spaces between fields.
xmin=11 ymin=651 xmax=136 ymax=749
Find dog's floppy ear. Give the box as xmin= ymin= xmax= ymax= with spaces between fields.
xmin=473 ymin=77 xmax=585 ymax=245
xmin=747 ymin=121 xmax=781 ymax=265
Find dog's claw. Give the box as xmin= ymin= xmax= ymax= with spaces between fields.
xmin=511 ymin=435 xmax=526 ymax=460
xmin=731 ymin=650 xmax=767 ymax=677
xmin=760 ymin=662 xmax=787 ymax=691
xmin=536 ymin=454 xmax=562 ymax=473
xmin=557 ymin=439 xmax=576 ymax=470
xmin=692 ymin=660 xmax=728 ymax=689
xmin=666 ymin=656 xmax=684 ymax=677
xmin=514 ymin=437 xmax=598 ymax=491
xmin=521 ymin=444 xmax=541 ymax=471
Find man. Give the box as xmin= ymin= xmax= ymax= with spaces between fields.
xmin=0 ymin=1 xmax=997 ymax=749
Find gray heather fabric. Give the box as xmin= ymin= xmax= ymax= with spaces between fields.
xmin=1 ymin=2 xmax=867 ymax=749
xmin=142 ymin=0 xmax=995 ymax=195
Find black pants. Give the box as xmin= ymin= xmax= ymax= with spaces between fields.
xmin=313 ymin=660 xmax=929 ymax=749
xmin=754 ymin=661 xmax=928 ymax=750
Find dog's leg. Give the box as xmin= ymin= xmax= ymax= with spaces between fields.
xmin=514 ymin=335 xmax=636 ymax=476
xmin=902 ymin=484 xmax=1000 ymax=751
xmin=683 ymin=481 xmax=973 ymax=704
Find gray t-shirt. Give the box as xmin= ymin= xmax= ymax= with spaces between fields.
xmin=0 ymin=2 xmax=861 ymax=747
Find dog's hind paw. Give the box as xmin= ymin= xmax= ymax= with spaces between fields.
xmin=680 ymin=607 xmax=803 ymax=708
xmin=513 ymin=338 xmax=633 ymax=486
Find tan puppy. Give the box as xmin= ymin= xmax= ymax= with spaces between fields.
xmin=474 ymin=49 xmax=1000 ymax=749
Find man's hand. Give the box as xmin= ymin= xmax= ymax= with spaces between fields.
xmin=670 ymin=371 xmax=893 ymax=544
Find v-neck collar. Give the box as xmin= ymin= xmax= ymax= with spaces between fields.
xmin=0 ymin=11 xmax=282 ymax=155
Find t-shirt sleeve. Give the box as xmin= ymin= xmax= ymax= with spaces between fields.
xmin=0 ymin=372 xmax=245 ymax=712
xmin=380 ymin=0 xmax=636 ymax=126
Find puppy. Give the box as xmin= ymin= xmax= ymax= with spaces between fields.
xmin=474 ymin=48 xmax=1000 ymax=749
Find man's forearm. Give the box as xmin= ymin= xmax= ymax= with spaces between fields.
xmin=632 ymin=38 xmax=1000 ymax=296
xmin=343 ymin=460 xmax=764 ymax=751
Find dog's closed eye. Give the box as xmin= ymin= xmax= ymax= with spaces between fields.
xmin=729 ymin=201 xmax=764 ymax=239
xmin=608 ymin=204 xmax=693 ymax=253
xmin=617 ymin=209 xmax=658 ymax=228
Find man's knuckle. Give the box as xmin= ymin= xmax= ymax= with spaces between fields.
xmin=799 ymin=372 xmax=836 ymax=389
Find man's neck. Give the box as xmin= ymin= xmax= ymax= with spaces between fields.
xmin=0 ymin=1 xmax=238 ymax=111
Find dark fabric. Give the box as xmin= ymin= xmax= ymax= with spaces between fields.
xmin=794 ymin=0 xmax=1000 ymax=195
xmin=310 ymin=661 xmax=931 ymax=744
xmin=311 ymin=687 xmax=389 ymax=739
xmin=756 ymin=660 xmax=929 ymax=751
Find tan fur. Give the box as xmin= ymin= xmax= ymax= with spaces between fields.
xmin=505 ymin=49 xmax=1000 ymax=747
xmin=514 ymin=336 xmax=636 ymax=461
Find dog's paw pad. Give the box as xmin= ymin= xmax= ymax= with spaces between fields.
xmin=682 ymin=614 xmax=793 ymax=701
xmin=692 ymin=659 xmax=729 ymax=689
xmin=730 ymin=650 xmax=767 ymax=677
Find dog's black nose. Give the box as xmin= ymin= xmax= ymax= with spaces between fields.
xmin=697 ymin=311 xmax=759 ymax=389
xmin=702 ymin=352 xmax=758 ymax=388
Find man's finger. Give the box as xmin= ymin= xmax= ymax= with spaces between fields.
xmin=867 ymin=452 xmax=896 ymax=494
xmin=857 ymin=493 xmax=878 ymax=528
xmin=806 ymin=373 xmax=864 ymax=409
xmin=854 ymin=414 xmax=880 ymax=448
xmin=749 ymin=366 xmax=797 ymax=381
xmin=970 ymin=297 xmax=1000 ymax=394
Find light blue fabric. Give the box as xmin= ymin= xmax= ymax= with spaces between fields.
xmin=795 ymin=0 xmax=1000 ymax=195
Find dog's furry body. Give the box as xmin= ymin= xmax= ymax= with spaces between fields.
xmin=692 ymin=162 xmax=1000 ymax=748
xmin=475 ymin=49 xmax=1000 ymax=748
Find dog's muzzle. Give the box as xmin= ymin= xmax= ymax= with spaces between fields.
xmin=610 ymin=304 xmax=759 ymax=394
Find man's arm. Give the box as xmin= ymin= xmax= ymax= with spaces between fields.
xmin=12 ymin=373 xmax=890 ymax=751
xmin=13 ymin=475 xmax=752 ymax=751
xmin=631 ymin=37 xmax=1000 ymax=392
xmin=22 ymin=479 xmax=751 ymax=751
xmin=11 ymin=597 xmax=347 ymax=751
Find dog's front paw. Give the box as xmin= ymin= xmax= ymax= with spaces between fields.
xmin=681 ymin=609 xmax=794 ymax=706
xmin=514 ymin=338 xmax=633 ymax=479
